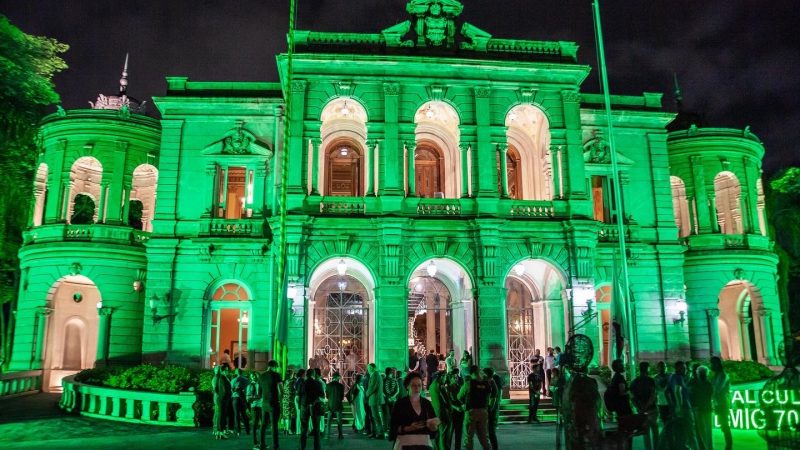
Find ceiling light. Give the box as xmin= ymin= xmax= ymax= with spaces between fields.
xmin=337 ymin=259 xmax=347 ymax=276
xmin=426 ymin=260 xmax=438 ymax=277
xmin=514 ymin=263 xmax=526 ymax=276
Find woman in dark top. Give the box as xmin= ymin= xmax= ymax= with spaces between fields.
xmin=604 ymin=359 xmax=632 ymax=418
xmin=390 ymin=371 xmax=440 ymax=450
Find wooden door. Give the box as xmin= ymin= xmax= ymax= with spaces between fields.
xmin=415 ymin=147 xmax=442 ymax=198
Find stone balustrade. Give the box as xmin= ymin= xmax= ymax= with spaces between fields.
xmin=59 ymin=375 xmax=196 ymax=426
xmin=23 ymin=223 xmax=148 ymax=246
xmin=0 ymin=370 xmax=42 ymax=398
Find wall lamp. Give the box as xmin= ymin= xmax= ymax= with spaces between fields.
xmin=582 ymin=299 xmax=595 ymax=318
xmin=133 ymin=269 xmax=146 ymax=292
xmin=673 ymin=310 xmax=687 ymax=326
xmin=150 ymin=293 xmax=175 ymax=325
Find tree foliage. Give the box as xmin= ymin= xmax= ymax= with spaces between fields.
xmin=767 ymin=167 xmax=800 ymax=337
xmin=0 ymin=16 xmax=68 ymax=370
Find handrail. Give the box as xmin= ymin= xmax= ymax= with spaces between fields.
xmin=60 ymin=375 xmax=196 ymax=426
xmin=0 ymin=370 xmax=42 ymax=398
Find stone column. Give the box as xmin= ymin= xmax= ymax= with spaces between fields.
xmin=374 ymin=284 xmax=408 ymax=369
xmin=499 ymin=145 xmax=509 ymax=198
xmin=97 ymin=307 xmax=114 ymax=366
xmin=476 ymin=285 xmax=506 ymax=373
xmin=120 ymin=182 xmax=132 ymax=225
xmin=286 ymin=80 xmax=308 ymax=199
xmin=407 ymin=144 xmax=416 ymax=197
xmin=31 ymin=307 xmax=52 ymax=369
xmin=381 ymin=83 xmax=402 ymax=196
xmin=309 ymin=140 xmax=319 ymax=195
xmin=365 ymin=142 xmax=374 ymax=196
xmin=439 ymin=301 xmax=448 ymax=354
xmin=690 ymin=156 xmax=712 ymax=233
xmin=755 ymin=308 xmax=773 ymax=365
xmin=740 ymin=317 xmax=753 ymax=360
xmin=706 ymin=308 xmax=721 ymax=357
xmin=461 ymin=145 xmax=470 ymax=198
xmin=474 ymin=87 xmax=496 ymax=196
xmin=426 ymin=291 xmax=435 ymax=351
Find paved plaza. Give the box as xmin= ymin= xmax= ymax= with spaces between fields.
xmin=0 ymin=394 xmax=766 ymax=450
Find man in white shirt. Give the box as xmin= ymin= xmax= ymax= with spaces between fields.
xmin=543 ymin=348 xmax=555 ymax=397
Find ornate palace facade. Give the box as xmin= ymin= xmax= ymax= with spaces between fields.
xmin=10 ymin=1 xmax=783 ymax=391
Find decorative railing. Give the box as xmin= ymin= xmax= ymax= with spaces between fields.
xmin=598 ymin=223 xmax=640 ymax=242
xmin=682 ymin=233 xmax=773 ymax=252
xmin=60 ymin=376 xmax=196 ymax=427
xmin=23 ymin=224 xmax=148 ymax=246
xmin=208 ymin=219 xmax=263 ymax=236
xmin=507 ymin=201 xmax=555 ymax=218
xmin=0 ymin=370 xmax=42 ymax=398
xmin=416 ymin=199 xmax=462 ymax=216
xmin=320 ymin=198 xmax=366 ymax=215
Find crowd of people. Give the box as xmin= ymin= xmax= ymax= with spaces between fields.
xmin=561 ymin=355 xmax=732 ymax=450
xmin=209 ymin=348 xmax=733 ymax=450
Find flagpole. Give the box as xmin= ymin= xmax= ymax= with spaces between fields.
xmin=273 ymin=0 xmax=298 ymax=377
xmin=591 ymin=0 xmax=637 ymax=373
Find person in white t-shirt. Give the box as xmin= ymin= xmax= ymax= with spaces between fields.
xmin=543 ymin=348 xmax=555 ymax=397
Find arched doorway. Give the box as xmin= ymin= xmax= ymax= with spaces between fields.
xmin=67 ymin=156 xmax=103 ymax=224
xmin=307 ymin=257 xmax=375 ymax=387
xmin=504 ymin=259 xmax=567 ymax=389
xmin=312 ymin=275 xmax=369 ymax=386
xmin=207 ymin=282 xmax=251 ymax=369
xmin=505 ymin=276 xmax=534 ymax=389
xmin=408 ymin=275 xmax=452 ymax=355
xmin=407 ymin=259 xmax=474 ymax=362
xmin=718 ymin=280 xmax=768 ymax=362
xmin=43 ymin=275 xmax=102 ymax=391
xmin=595 ymin=285 xmax=613 ymax=367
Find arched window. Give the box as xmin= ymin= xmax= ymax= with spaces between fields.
xmin=498 ymin=146 xmax=522 ymax=199
xmin=67 ymin=157 xmax=103 ymax=224
xmin=130 ymin=164 xmax=158 ymax=232
xmin=505 ymin=105 xmax=553 ymax=200
xmin=325 ymin=140 xmax=363 ymax=196
xmin=414 ymin=101 xmax=461 ymax=198
xmin=415 ymin=144 xmax=444 ymax=198
xmin=32 ymin=163 xmax=48 ymax=226
xmin=714 ymin=171 xmax=743 ymax=234
xmin=670 ymin=176 xmax=691 ymax=237
xmin=70 ymin=194 xmax=96 ymax=224
xmin=319 ymin=97 xmax=368 ymax=196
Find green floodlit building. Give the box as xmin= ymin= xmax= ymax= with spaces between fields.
xmin=10 ymin=0 xmax=784 ymax=391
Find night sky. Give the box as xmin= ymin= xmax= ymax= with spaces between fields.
xmin=4 ymin=0 xmax=798 ymax=175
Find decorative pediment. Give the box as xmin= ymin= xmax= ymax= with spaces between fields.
xmin=407 ymin=0 xmax=463 ymax=47
xmin=582 ymin=135 xmax=634 ymax=166
xmin=203 ymin=121 xmax=273 ymax=157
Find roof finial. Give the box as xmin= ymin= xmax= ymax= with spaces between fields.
xmin=119 ymin=53 xmax=129 ymax=94
xmin=673 ymin=72 xmax=683 ymax=112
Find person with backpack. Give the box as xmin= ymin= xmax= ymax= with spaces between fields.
xmin=458 ymin=365 xmax=496 ymax=450
xmin=231 ymin=368 xmax=251 ymax=437
xmin=527 ymin=359 xmax=543 ymax=423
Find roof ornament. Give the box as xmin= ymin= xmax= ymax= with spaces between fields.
xmin=406 ymin=0 xmax=463 ymax=47
xmin=89 ymin=53 xmax=146 ymax=114
xmin=673 ymin=72 xmax=683 ymax=112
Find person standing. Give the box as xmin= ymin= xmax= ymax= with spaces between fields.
xmin=426 ymin=351 xmax=440 ymax=388
xmin=259 ymin=360 xmax=283 ymax=450
xmin=231 ymin=368 xmax=251 ymax=436
xmin=689 ymin=366 xmax=713 ymax=450
xmin=383 ymin=367 xmax=400 ymax=433
xmin=388 ymin=371 xmax=440 ymax=450
xmin=211 ymin=365 xmax=230 ymax=439
xmin=445 ymin=350 xmax=457 ymax=373
xmin=445 ymin=368 xmax=465 ymax=450
xmin=365 ymin=363 xmax=386 ymax=439
xmin=654 ymin=361 xmax=671 ymax=429
xmin=666 ymin=361 xmax=698 ymax=450
xmin=280 ymin=369 xmax=296 ymax=434
xmin=482 ymin=368 xmax=501 ymax=450
xmin=527 ymin=359 xmax=542 ymax=423
xmin=458 ymin=365 xmax=495 ymax=450
xmin=710 ymin=356 xmax=732 ymax=450
xmin=326 ymin=372 xmax=345 ymax=439
xmin=347 ymin=373 xmax=367 ymax=432
xmin=630 ymin=362 xmax=658 ymax=450
xmin=299 ymin=369 xmax=325 ymax=450
xmin=604 ymin=359 xmax=633 ymax=419
xmin=459 ymin=351 xmax=473 ymax=379
xmin=220 ymin=349 xmax=233 ymax=369
xmin=248 ymin=372 xmax=263 ymax=448
xmin=293 ymin=369 xmax=306 ymax=435
xmin=543 ymin=348 xmax=555 ymax=397
xmin=429 ymin=369 xmax=450 ymax=450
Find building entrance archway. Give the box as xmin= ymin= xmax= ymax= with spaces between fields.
xmin=43 ymin=275 xmax=102 ymax=391
xmin=206 ymin=282 xmax=251 ymax=369
xmin=407 ymin=259 xmax=474 ymax=363
xmin=504 ymin=259 xmax=567 ymax=389
xmin=717 ymin=280 xmax=769 ymax=363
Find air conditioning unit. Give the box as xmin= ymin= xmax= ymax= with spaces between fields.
xmin=434 ymin=192 xmax=445 ymax=199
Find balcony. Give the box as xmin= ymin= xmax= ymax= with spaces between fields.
xmin=23 ymin=223 xmax=148 ymax=246
xmin=415 ymin=198 xmax=464 ymax=216
xmin=502 ymin=200 xmax=568 ymax=219
xmin=682 ymin=233 xmax=773 ymax=252
xmin=598 ymin=223 xmax=640 ymax=243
